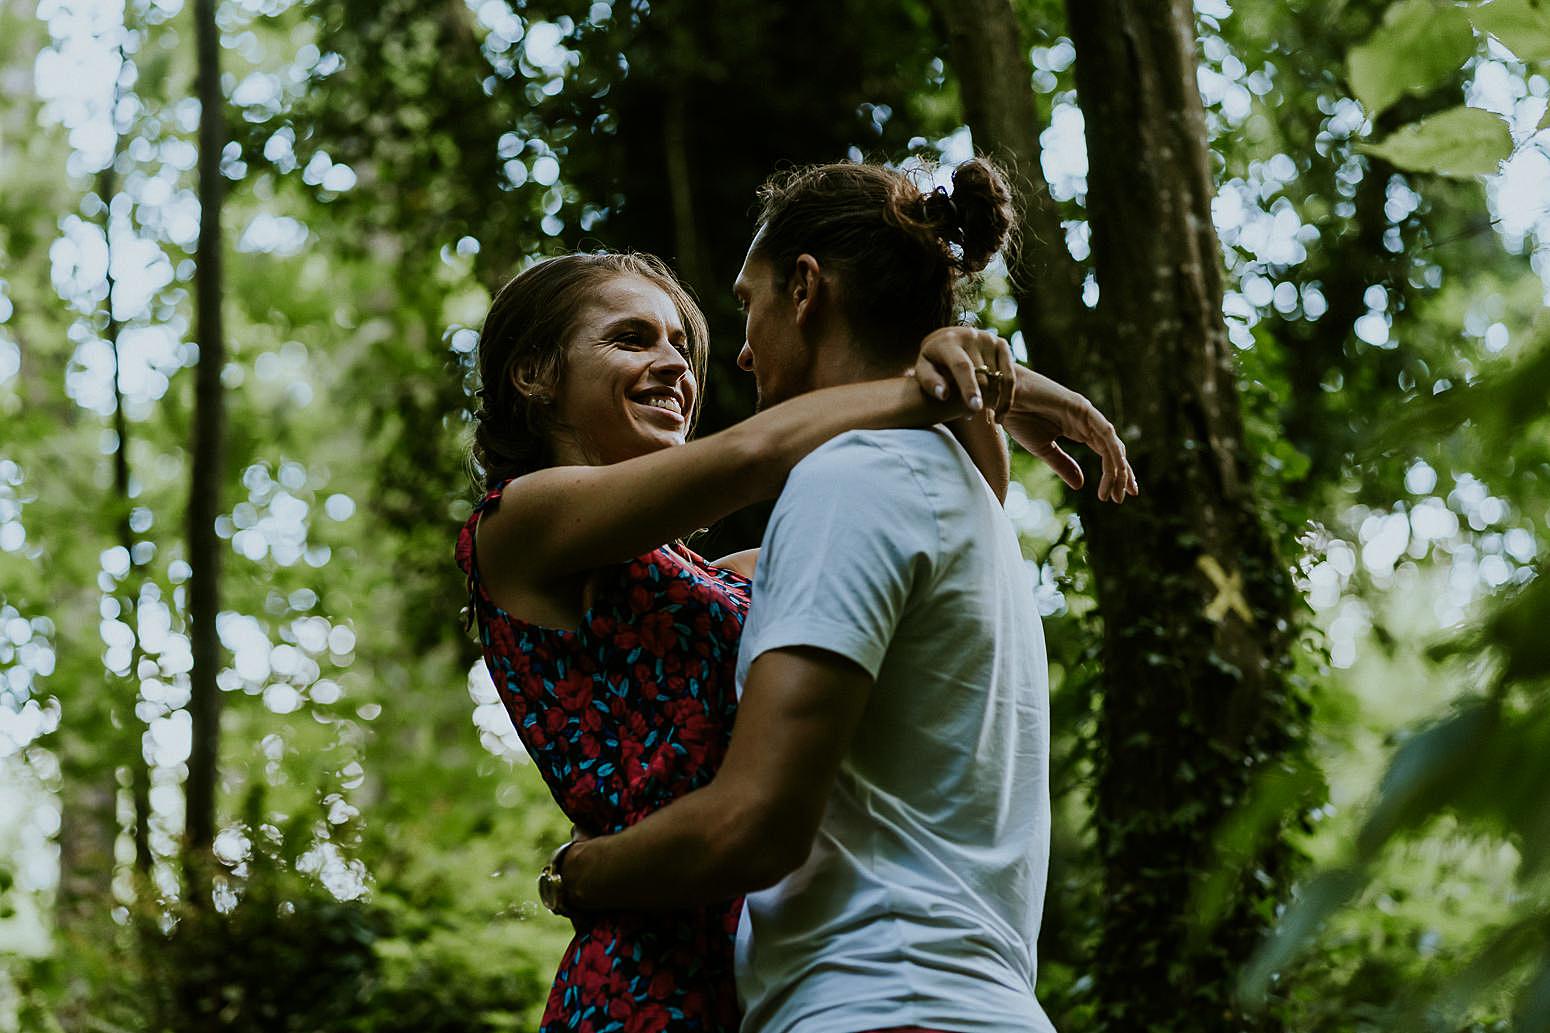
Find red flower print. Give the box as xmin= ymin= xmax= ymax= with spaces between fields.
xmin=624 ymin=1004 xmax=671 ymax=1033
xmin=620 ymin=738 xmax=645 ymax=774
xmin=555 ymin=669 xmax=592 ymax=710
xmin=455 ymin=493 xmax=749 ymax=1033
xmin=640 ymin=611 xmax=677 ymax=657
xmin=566 ymin=773 xmax=598 ymax=811
xmin=575 ymin=940 xmax=614 ymax=995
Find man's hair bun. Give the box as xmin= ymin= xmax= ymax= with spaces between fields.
xmin=945 ymin=158 xmax=1015 ymax=274
xmin=752 ymin=155 xmax=1019 ymax=362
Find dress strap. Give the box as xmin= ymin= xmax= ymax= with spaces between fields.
xmin=460 ymin=477 xmax=519 ymax=638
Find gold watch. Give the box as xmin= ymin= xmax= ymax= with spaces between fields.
xmin=537 ymin=840 xmax=576 ymax=917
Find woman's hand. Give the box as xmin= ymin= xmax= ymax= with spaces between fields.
xmin=1005 ymin=367 xmax=1139 ymax=504
xmin=911 ymin=327 xmax=1016 ymax=418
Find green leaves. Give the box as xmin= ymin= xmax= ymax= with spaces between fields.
xmin=1347 ymin=0 xmax=1476 ymax=117
xmin=1237 ymin=867 xmax=1369 ymax=1007
xmin=1347 ymin=0 xmax=1550 ymax=120
xmin=1471 ymin=0 xmax=1550 ymax=62
xmin=1360 ymin=105 xmax=1514 ymax=176
xmin=1345 ymin=0 xmax=1548 ymax=178
xmin=1357 ymin=700 xmax=1495 ymax=858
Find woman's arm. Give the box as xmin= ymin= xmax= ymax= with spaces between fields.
xmin=911 ymin=326 xmax=1015 ymax=503
xmin=1003 ymin=364 xmax=1139 ymax=504
xmin=479 ymin=378 xmax=970 ymax=591
xmin=909 ymin=328 xmax=1138 ymax=505
xmin=710 ymin=548 xmax=759 ymax=579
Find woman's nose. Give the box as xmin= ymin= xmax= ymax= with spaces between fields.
xmin=649 ymin=338 xmax=689 ymax=378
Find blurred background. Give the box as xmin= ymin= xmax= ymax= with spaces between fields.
xmin=1 ymin=0 xmax=1548 ymax=1030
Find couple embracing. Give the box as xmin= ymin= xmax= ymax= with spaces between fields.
xmin=455 ymin=157 xmax=1138 ymax=1033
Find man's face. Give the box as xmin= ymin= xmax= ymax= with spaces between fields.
xmin=732 ymin=239 xmax=812 ymax=409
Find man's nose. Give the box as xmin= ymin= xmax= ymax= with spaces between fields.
xmin=737 ymin=343 xmax=754 ymax=372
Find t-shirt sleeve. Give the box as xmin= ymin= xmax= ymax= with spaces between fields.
xmin=740 ymin=433 xmax=941 ymax=680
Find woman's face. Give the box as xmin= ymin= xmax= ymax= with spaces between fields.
xmin=545 ymin=274 xmax=699 ymax=465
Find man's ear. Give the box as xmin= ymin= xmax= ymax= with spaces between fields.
xmin=789 ymin=254 xmax=824 ymax=330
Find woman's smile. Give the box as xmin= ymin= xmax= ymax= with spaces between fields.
xmin=630 ymin=387 xmax=686 ymax=424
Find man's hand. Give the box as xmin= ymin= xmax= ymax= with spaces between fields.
xmin=560 ymin=646 xmax=873 ymax=912
xmin=1005 ymin=366 xmax=1138 ymax=504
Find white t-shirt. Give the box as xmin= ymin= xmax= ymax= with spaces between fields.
xmin=733 ymin=427 xmax=1056 ymax=1033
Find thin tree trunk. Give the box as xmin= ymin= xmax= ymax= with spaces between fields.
xmin=937 ymin=1 xmax=1307 ymax=1029
xmin=102 ymin=158 xmax=157 ymax=880
xmin=662 ymin=85 xmax=703 ymax=290
xmin=934 ymin=0 xmax=1086 ymax=378
xmin=54 ymin=768 xmax=117 ymax=932
xmin=183 ymin=0 xmax=227 ymax=904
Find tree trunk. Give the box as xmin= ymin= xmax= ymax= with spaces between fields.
xmin=103 ymin=162 xmax=157 ymax=880
xmin=937 ymin=1 xmax=1308 ymax=1029
xmin=54 ymin=774 xmax=117 ymax=935
xmin=183 ymin=0 xmax=227 ymax=904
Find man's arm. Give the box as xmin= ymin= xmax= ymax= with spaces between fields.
xmin=563 ymin=646 xmax=872 ymax=910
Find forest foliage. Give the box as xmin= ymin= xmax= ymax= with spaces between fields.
xmin=1 ymin=0 xmax=1549 ymax=1031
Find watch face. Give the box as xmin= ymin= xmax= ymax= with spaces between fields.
xmin=538 ymin=869 xmax=558 ymax=911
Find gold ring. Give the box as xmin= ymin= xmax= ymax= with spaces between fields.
xmin=975 ymin=364 xmax=1006 ymax=381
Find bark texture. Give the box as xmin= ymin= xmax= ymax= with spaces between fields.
xmin=935 ymin=1 xmax=1307 ymax=1028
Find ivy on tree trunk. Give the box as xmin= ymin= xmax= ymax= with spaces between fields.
xmin=935 ymin=0 xmax=1313 ymax=1028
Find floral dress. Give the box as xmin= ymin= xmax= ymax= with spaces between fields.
xmin=455 ymin=478 xmax=750 ymax=1033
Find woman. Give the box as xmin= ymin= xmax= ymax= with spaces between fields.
xmin=455 ymin=160 xmax=1135 ymax=1033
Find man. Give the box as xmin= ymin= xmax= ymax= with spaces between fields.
xmin=551 ymin=159 xmax=1134 ymax=1032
